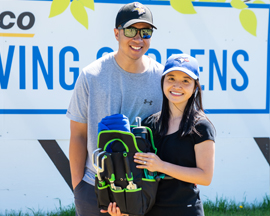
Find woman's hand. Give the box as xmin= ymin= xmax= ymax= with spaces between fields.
xmin=134 ymin=152 xmax=164 ymax=172
xmin=100 ymin=202 xmax=128 ymax=216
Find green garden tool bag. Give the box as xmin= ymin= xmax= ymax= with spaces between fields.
xmin=93 ymin=125 xmax=159 ymax=216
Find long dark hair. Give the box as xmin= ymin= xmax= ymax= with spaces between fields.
xmin=155 ymin=75 xmax=212 ymax=138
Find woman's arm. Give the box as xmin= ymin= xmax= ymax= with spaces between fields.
xmin=134 ymin=140 xmax=215 ymax=186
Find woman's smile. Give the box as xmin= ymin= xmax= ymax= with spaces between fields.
xmin=170 ymin=91 xmax=184 ymax=96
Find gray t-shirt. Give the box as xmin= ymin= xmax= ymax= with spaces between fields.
xmin=66 ymin=52 xmax=164 ymax=185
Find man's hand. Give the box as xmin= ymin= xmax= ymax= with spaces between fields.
xmin=72 ymin=176 xmax=83 ymax=190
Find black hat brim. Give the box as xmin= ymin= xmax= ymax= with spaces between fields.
xmin=122 ymin=19 xmax=157 ymax=29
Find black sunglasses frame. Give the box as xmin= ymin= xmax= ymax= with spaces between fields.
xmin=117 ymin=26 xmax=153 ymax=39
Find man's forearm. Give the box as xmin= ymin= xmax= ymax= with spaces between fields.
xmin=69 ymin=136 xmax=87 ymax=189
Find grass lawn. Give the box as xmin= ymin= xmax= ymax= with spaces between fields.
xmin=1 ymin=195 xmax=270 ymax=216
xmin=204 ymin=195 xmax=270 ymax=216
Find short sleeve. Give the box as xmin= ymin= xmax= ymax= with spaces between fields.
xmin=193 ymin=119 xmax=215 ymax=145
xmin=66 ymin=71 xmax=89 ymax=124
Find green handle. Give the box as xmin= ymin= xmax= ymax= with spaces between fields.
xmin=123 ymin=153 xmax=133 ymax=181
xmin=106 ymin=154 xmax=115 ymax=182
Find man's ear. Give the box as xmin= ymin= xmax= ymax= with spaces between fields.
xmin=114 ymin=28 xmax=119 ymax=41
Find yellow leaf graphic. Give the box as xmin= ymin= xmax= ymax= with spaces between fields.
xmin=79 ymin=0 xmax=95 ymax=10
xmin=230 ymin=0 xmax=248 ymax=9
xmin=253 ymin=0 xmax=265 ymax=3
xmin=239 ymin=9 xmax=257 ymax=36
xmin=198 ymin=0 xmax=226 ymax=2
xmin=49 ymin=0 xmax=70 ymax=18
xmin=170 ymin=0 xmax=196 ymax=14
xmin=70 ymin=0 xmax=88 ymax=29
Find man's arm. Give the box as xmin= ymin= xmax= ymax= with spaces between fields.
xmin=69 ymin=120 xmax=88 ymax=190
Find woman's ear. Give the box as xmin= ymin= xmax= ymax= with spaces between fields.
xmin=114 ymin=28 xmax=119 ymax=41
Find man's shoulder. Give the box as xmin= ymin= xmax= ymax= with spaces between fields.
xmin=150 ymin=58 xmax=164 ymax=68
xmin=82 ymin=52 xmax=115 ymax=75
xmin=148 ymin=57 xmax=164 ymax=73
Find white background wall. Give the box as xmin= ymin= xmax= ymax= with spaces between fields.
xmin=0 ymin=0 xmax=269 ymax=212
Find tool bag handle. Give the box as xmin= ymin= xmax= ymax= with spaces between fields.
xmin=98 ymin=130 xmax=142 ymax=153
xmin=130 ymin=125 xmax=157 ymax=154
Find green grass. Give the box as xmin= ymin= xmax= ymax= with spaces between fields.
xmin=0 ymin=200 xmax=75 ymax=216
xmin=1 ymin=195 xmax=270 ymax=216
xmin=204 ymin=195 xmax=270 ymax=216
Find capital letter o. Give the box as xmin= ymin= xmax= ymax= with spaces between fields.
xmin=17 ymin=12 xmax=35 ymax=30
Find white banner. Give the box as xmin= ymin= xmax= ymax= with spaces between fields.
xmin=0 ymin=0 xmax=269 ymax=212
xmin=0 ymin=1 xmax=269 ymax=114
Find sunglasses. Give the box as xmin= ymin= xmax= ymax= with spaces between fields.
xmin=118 ymin=26 xmax=153 ymax=39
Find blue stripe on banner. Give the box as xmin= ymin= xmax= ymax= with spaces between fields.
xmin=193 ymin=2 xmax=270 ymax=9
xmin=95 ymin=0 xmax=170 ymax=5
xmin=205 ymin=109 xmax=269 ymax=114
xmin=0 ymin=109 xmax=67 ymax=114
xmin=266 ymin=7 xmax=270 ymax=113
xmin=0 ymin=109 xmax=268 ymax=115
xmin=22 ymin=0 xmax=270 ymax=8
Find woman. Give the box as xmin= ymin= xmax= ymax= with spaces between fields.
xmin=103 ymin=53 xmax=215 ymax=216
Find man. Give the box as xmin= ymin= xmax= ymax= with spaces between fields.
xmin=66 ymin=2 xmax=163 ymax=215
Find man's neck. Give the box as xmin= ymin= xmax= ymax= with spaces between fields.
xmin=114 ymin=52 xmax=150 ymax=74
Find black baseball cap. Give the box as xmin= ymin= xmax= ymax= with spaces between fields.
xmin=115 ymin=2 xmax=157 ymax=29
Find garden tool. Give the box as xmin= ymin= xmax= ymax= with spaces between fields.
xmin=106 ymin=153 xmax=122 ymax=190
xmin=96 ymin=151 xmax=107 ymax=187
xmin=132 ymin=117 xmax=148 ymax=140
xmin=123 ymin=152 xmax=137 ymax=190
xmin=92 ymin=148 xmax=102 ymax=172
xmin=133 ymin=117 xmax=153 ymax=177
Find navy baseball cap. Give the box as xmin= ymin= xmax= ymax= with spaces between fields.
xmin=162 ymin=54 xmax=199 ymax=80
xmin=115 ymin=2 xmax=157 ymax=29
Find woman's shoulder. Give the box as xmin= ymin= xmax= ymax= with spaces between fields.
xmin=195 ymin=117 xmax=214 ymax=130
xmin=192 ymin=116 xmax=216 ymax=144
